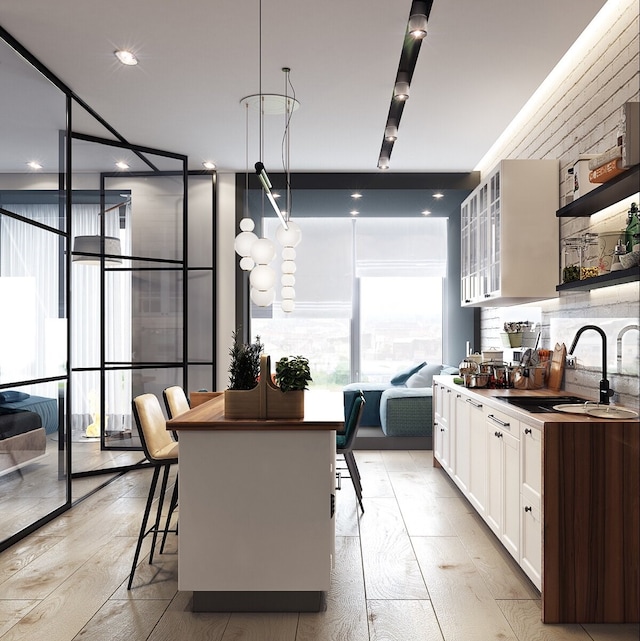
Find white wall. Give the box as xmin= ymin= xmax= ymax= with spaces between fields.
xmin=477 ymin=0 xmax=639 ymax=406
xmin=215 ymin=173 xmax=238 ymax=391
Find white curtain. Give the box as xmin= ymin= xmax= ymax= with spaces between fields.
xmin=71 ymin=203 xmax=132 ymax=432
xmin=0 ymin=202 xmax=132 ymax=434
xmin=0 ymin=205 xmax=60 ymax=391
xmin=355 ymin=217 xmax=448 ymax=277
xmin=263 ymin=217 xmax=354 ymax=318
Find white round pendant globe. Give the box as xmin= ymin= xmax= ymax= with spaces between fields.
xmin=251 ymin=287 xmax=275 ymax=307
xmin=250 ymin=264 xmax=276 ymax=290
xmin=281 ymin=247 xmax=296 ymax=261
xmin=281 ymin=273 xmax=295 ymax=287
xmin=276 ymin=220 xmax=302 ymax=247
xmin=239 ymin=217 xmax=255 ymax=232
xmin=239 ymin=256 xmax=255 ymax=271
xmin=250 ymin=237 xmax=276 ymax=264
xmin=234 ymin=230 xmax=257 ymax=257
xmin=281 ymin=286 xmax=296 ymax=300
xmin=281 ymin=299 xmax=296 ymax=313
xmin=281 ymin=260 xmax=297 ymax=274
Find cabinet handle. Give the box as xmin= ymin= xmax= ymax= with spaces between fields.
xmin=494 ymin=430 xmax=503 ymax=438
xmin=466 ymin=398 xmax=483 ymax=409
xmin=524 ymin=506 xmax=532 ymax=513
xmin=524 ymin=428 xmax=532 ymax=435
xmin=456 ymin=394 xmax=461 ymax=399
xmin=446 ymin=388 xmax=451 ymax=393
xmin=440 ymin=428 xmax=445 ymax=432
xmin=488 ymin=414 xmax=510 ymax=427
xmin=465 ymin=299 xmax=471 ymax=303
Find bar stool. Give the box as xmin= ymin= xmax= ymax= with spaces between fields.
xmin=128 ymin=393 xmax=179 ymax=590
xmin=159 ymin=386 xmax=190 ymax=551
xmin=163 ymin=385 xmax=190 ymax=421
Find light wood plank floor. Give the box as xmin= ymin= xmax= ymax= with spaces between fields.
xmin=0 ymin=450 xmax=638 ymax=641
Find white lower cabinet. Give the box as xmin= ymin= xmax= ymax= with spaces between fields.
xmin=453 ymin=391 xmax=470 ymax=493
xmin=433 ymin=377 xmax=542 ymax=591
xmin=485 ymin=409 xmax=520 ymax=561
xmin=520 ymin=424 xmax=542 ymax=589
xmin=466 ymin=396 xmax=486 ymax=516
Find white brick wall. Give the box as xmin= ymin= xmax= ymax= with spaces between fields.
xmin=478 ymin=0 xmax=639 ymax=407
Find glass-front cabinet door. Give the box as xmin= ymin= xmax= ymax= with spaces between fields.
xmin=488 ymin=168 xmax=501 ymax=296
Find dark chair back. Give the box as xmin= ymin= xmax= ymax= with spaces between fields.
xmin=339 ymin=391 xmax=365 ymax=452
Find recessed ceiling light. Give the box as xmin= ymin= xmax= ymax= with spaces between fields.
xmin=114 ymin=50 xmax=138 ymax=66
xmin=202 ymin=161 xmax=216 ymax=170
xmin=422 ymin=210 xmax=431 ymax=216
xmin=433 ymin=192 xmax=444 ymax=199
xmin=27 ymin=161 xmax=42 ymax=170
xmin=351 ymin=192 xmax=362 ymax=199
xmin=350 ymin=210 xmax=359 ymax=216
xmin=115 ymin=161 xmax=130 ymax=170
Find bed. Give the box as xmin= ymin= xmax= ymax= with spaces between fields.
xmin=0 ymin=391 xmax=54 ymax=476
xmin=0 ymin=407 xmax=47 ymax=476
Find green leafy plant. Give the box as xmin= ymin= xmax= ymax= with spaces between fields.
xmin=228 ymin=330 xmax=264 ymax=390
xmin=275 ymin=356 xmax=312 ymax=392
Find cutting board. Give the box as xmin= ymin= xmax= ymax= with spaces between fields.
xmin=547 ymin=343 xmax=566 ymax=391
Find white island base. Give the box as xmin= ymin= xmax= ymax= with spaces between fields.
xmin=177 ymin=428 xmax=336 ymax=612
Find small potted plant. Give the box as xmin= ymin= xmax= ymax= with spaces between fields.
xmin=227 ymin=330 xmax=263 ymax=390
xmin=275 ymin=356 xmax=313 ymax=392
xmin=265 ymin=355 xmax=312 ymax=419
xmin=224 ymin=331 xmax=264 ymax=418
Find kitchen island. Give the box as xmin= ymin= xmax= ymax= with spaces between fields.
xmin=432 ymin=376 xmax=639 ymax=624
xmin=167 ymin=392 xmax=343 ymax=612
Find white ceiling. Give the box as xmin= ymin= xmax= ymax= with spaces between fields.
xmin=0 ymin=0 xmax=608 ymax=174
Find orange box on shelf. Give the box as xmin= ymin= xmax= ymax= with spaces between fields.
xmin=589 ymin=159 xmax=625 ymax=183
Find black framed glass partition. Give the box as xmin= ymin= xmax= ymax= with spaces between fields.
xmin=69 ymin=132 xmax=189 ymax=474
xmin=0 ymin=31 xmax=70 ymax=550
xmin=0 ymin=24 xmax=216 ymax=548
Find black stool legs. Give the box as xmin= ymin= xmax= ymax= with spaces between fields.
xmin=127 ymin=463 xmax=176 ymax=590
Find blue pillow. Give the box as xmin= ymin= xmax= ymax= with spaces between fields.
xmin=0 ymin=390 xmax=30 ymax=403
xmin=390 ymin=361 xmax=427 ymax=386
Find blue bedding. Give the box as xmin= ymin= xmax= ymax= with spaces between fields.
xmin=0 ymin=395 xmax=58 ymax=435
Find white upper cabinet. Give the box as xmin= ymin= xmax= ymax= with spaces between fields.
xmin=461 ymin=159 xmax=559 ymax=307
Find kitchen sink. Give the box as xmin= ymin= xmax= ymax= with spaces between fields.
xmin=495 ymin=395 xmax=588 ymax=413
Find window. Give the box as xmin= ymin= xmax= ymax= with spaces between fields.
xmin=251 ymin=216 xmax=447 ymax=390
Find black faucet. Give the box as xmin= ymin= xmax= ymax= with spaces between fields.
xmin=568 ymin=325 xmax=613 ymax=405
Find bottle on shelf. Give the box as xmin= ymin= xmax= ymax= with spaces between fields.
xmin=624 ymin=202 xmax=639 ymax=254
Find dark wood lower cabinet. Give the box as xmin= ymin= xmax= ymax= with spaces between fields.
xmin=543 ymin=421 xmax=639 ymax=623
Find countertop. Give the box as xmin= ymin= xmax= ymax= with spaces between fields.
xmin=433 ymin=375 xmax=640 ymax=429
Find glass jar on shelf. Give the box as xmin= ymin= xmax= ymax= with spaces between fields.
xmin=562 ymin=237 xmax=582 ymax=283
xmin=580 ymin=232 xmax=600 ymax=279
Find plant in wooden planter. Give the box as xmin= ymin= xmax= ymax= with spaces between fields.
xmin=227 ymin=331 xmax=263 ymax=390
xmin=274 ymin=356 xmax=313 ymax=392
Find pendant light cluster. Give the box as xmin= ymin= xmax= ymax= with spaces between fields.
xmin=377 ymin=0 xmax=433 ymax=170
xmin=234 ymin=2 xmax=301 ymax=312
